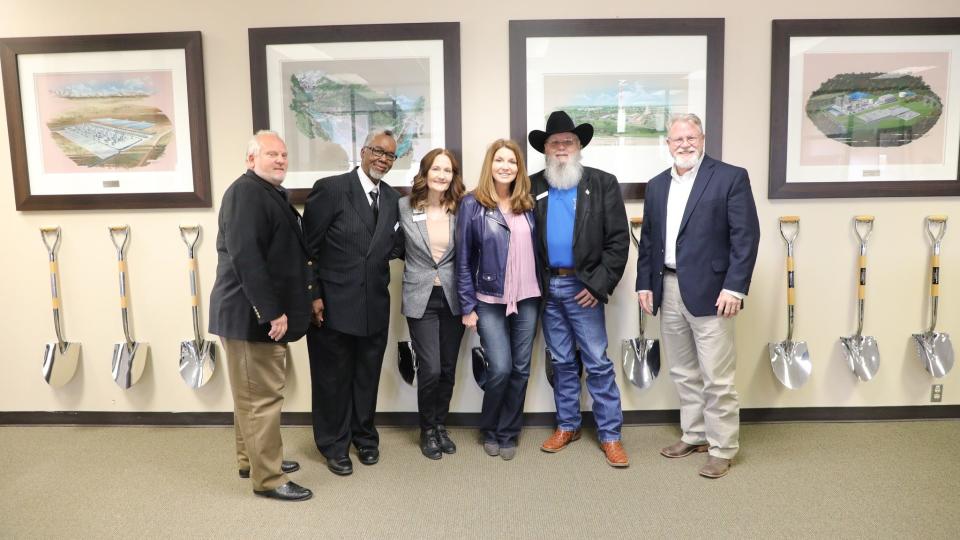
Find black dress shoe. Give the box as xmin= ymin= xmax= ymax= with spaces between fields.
xmin=357 ymin=446 xmax=379 ymax=465
xmin=436 ymin=425 xmax=457 ymax=455
xmin=239 ymin=460 xmax=300 ymax=478
xmin=326 ymin=455 xmax=353 ymax=476
xmin=420 ymin=429 xmax=442 ymax=460
xmin=254 ymin=481 xmax=313 ymax=501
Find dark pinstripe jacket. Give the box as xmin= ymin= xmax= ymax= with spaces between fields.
xmin=302 ymin=168 xmax=400 ymax=337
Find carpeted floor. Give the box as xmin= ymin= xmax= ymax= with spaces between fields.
xmin=1 ymin=421 xmax=958 ymax=539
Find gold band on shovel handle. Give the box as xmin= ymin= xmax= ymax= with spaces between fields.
xmin=40 ymin=226 xmax=80 ymax=387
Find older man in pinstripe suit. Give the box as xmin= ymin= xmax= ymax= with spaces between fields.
xmin=303 ymin=130 xmax=401 ymax=476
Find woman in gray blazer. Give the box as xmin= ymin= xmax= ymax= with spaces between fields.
xmin=397 ymin=148 xmax=466 ymax=460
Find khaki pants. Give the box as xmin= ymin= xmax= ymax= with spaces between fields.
xmin=222 ymin=338 xmax=288 ymax=490
xmin=659 ymin=274 xmax=740 ymax=459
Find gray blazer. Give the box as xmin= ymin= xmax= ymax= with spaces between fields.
xmin=397 ymin=196 xmax=460 ymax=319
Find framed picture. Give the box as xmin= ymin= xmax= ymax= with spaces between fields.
xmin=509 ymin=19 xmax=724 ymax=200
xmin=1 ymin=31 xmax=211 ymax=210
xmin=769 ymin=18 xmax=960 ymax=199
xmin=249 ymin=23 xmax=461 ymax=203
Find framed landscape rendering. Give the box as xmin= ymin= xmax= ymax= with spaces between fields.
xmin=509 ymin=19 xmax=724 ymax=200
xmin=0 ymin=31 xmax=211 ymax=210
xmin=249 ymin=23 xmax=461 ymax=203
xmin=769 ymin=18 xmax=960 ymax=199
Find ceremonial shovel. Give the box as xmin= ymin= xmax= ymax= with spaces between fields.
xmin=769 ymin=216 xmax=811 ymax=389
xmin=398 ymin=341 xmax=417 ymax=386
xmin=178 ymin=225 xmax=216 ymax=388
xmin=840 ymin=216 xmax=881 ymax=381
xmin=109 ymin=226 xmax=149 ymax=389
xmin=913 ymin=215 xmax=953 ymax=378
xmin=40 ymin=227 xmax=80 ymax=387
xmin=621 ymin=217 xmax=660 ymax=389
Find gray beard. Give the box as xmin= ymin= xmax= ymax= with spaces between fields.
xmin=672 ymin=150 xmax=702 ymax=172
xmin=368 ymin=168 xmax=384 ymax=181
xmin=544 ymin=156 xmax=583 ymax=190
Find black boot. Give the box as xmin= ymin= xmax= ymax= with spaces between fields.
xmin=436 ymin=425 xmax=457 ymax=454
xmin=420 ymin=428 xmax=442 ymax=460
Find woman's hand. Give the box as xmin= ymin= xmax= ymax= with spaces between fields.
xmin=462 ymin=311 xmax=478 ymax=330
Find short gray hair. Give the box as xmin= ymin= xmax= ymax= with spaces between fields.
xmin=666 ymin=113 xmax=704 ymax=135
xmin=246 ymin=130 xmax=282 ymax=159
xmin=363 ymin=129 xmax=396 ymax=147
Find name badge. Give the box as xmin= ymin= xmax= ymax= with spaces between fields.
xmin=412 ymin=213 xmax=427 ymax=222
xmin=536 ymin=191 xmax=549 ymax=200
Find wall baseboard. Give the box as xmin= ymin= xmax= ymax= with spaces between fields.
xmin=1 ymin=405 xmax=957 ymax=427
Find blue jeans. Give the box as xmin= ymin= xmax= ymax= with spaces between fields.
xmin=475 ymin=297 xmax=539 ymax=447
xmin=542 ymin=275 xmax=623 ymax=442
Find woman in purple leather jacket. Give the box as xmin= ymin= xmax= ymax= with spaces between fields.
xmin=456 ymin=139 xmax=541 ymax=461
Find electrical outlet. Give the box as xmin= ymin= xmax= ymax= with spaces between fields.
xmin=931 ymin=384 xmax=943 ymax=403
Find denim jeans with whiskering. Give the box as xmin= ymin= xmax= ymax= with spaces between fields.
xmin=542 ymin=275 xmax=623 ymax=442
xmin=475 ymin=297 xmax=539 ymax=448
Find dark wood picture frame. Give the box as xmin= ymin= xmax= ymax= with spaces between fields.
xmin=769 ymin=18 xmax=960 ymax=199
xmin=0 ymin=31 xmax=211 ymax=210
xmin=249 ymin=22 xmax=462 ymax=203
xmin=509 ymin=18 xmax=725 ymax=200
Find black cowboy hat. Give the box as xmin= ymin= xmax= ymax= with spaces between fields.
xmin=528 ymin=110 xmax=594 ymax=154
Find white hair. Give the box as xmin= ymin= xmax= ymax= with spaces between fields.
xmin=363 ymin=129 xmax=396 ymax=147
xmin=544 ymin=152 xmax=584 ymax=190
xmin=666 ymin=113 xmax=704 ymax=136
xmin=246 ymin=130 xmax=282 ymax=159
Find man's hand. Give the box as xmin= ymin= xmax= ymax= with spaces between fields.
xmin=268 ymin=314 xmax=288 ymax=341
xmin=462 ymin=311 xmax=478 ymax=330
xmin=574 ymin=288 xmax=598 ymax=308
xmin=637 ymin=291 xmax=653 ymax=315
xmin=715 ymin=291 xmax=742 ymax=318
xmin=311 ymin=298 xmax=325 ymax=326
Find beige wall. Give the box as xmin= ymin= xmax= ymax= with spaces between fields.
xmin=2 ymin=0 xmax=959 ymax=415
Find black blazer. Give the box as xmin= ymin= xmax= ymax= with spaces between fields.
xmin=530 ymin=166 xmax=630 ymax=303
xmin=635 ymin=155 xmax=761 ymax=317
xmin=303 ymin=168 xmax=400 ymax=337
xmin=208 ymin=170 xmax=314 ymax=342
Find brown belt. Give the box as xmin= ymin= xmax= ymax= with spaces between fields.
xmin=550 ymin=267 xmax=576 ymax=276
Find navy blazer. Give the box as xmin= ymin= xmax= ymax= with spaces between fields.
xmin=302 ymin=168 xmax=400 ymax=337
xmin=635 ymin=155 xmax=760 ymax=317
xmin=455 ymin=194 xmax=538 ymax=316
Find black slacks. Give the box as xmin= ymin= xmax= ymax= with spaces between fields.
xmin=307 ymin=324 xmax=388 ymax=458
xmin=406 ymin=286 xmax=465 ymax=431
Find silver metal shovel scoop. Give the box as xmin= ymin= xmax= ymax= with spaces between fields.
xmin=913 ymin=215 xmax=953 ymax=378
xmin=840 ymin=216 xmax=881 ymax=381
xmin=769 ymin=216 xmax=812 ymax=389
xmin=110 ymin=225 xmax=149 ymax=389
xmin=622 ymin=217 xmax=660 ymax=389
xmin=178 ymin=225 xmax=216 ymax=388
xmin=40 ymin=227 xmax=80 ymax=387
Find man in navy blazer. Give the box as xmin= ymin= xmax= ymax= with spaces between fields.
xmin=636 ymin=113 xmax=760 ymax=479
xmin=303 ymin=130 xmax=401 ymax=477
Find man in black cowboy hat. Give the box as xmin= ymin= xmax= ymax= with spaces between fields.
xmin=529 ymin=110 xmax=630 ymax=467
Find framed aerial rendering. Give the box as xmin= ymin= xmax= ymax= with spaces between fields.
xmin=0 ymin=31 xmax=211 ymax=210
xmin=249 ymin=22 xmax=461 ymax=202
xmin=509 ymin=18 xmax=725 ymax=200
xmin=769 ymin=18 xmax=960 ymax=199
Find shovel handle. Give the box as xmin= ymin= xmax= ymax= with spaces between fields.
xmin=931 ymin=254 xmax=940 ymax=298
xmin=858 ymin=255 xmax=867 ymax=300
xmin=628 ymin=217 xmax=643 ymax=248
xmin=786 ymin=255 xmax=796 ymax=306
xmin=118 ymin=260 xmax=129 ymax=308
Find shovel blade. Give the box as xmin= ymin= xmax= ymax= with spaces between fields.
xmin=397 ymin=341 xmax=417 ymax=387
xmin=179 ymin=339 xmax=216 ymax=389
xmin=913 ymin=332 xmax=955 ymax=378
xmin=112 ymin=342 xmax=149 ymax=389
xmin=544 ymin=347 xmax=584 ymax=388
xmin=769 ymin=340 xmax=812 ymax=389
xmin=42 ymin=341 xmax=80 ymax=387
xmin=621 ymin=338 xmax=660 ymax=389
xmin=840 ymin=335 xmax=881 ymax=382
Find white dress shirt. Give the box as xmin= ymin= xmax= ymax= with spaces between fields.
xmin=357 ymin=167 xmax=379 ymax=205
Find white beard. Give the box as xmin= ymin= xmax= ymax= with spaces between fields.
xmin=368 ymin=168 xmax=384 ymax=181
xmin=672 ymin=150 xmax=702 ymax=172
xmin=544 ymin=154 xmax=583 ymax=190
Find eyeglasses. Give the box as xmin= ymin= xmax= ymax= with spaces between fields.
xmin=546 ymin=138 xmax=578 ymax=148
xmin=667 ymin=135 xmax=702 ymax=146
xmin=365 ymin=146 xmax=397 ymax=161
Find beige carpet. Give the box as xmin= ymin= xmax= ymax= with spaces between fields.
xmin=1 ymin=421 xmax=958 ymax=539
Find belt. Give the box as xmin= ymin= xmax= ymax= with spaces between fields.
xmin=550 ymin=267 xmax=576 ymax=276
xmin=663 ymin=266 xmax=677 ymax=274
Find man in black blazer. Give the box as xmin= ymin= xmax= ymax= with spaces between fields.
xmin=303 ymin=130 xmax=401 ymax=476
xmin=529 ymin=111 xmax=631 ymax=468
xmin=208 ymin=130 xmax=313 ymax=501
xmin=636 ymin=113 xmax=760 ymax=479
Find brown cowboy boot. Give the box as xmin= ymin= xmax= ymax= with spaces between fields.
xmin=600 ymin=440 xmax=629 ymax=468
xmin=540 ymin=429 xmax=581 ymax=453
